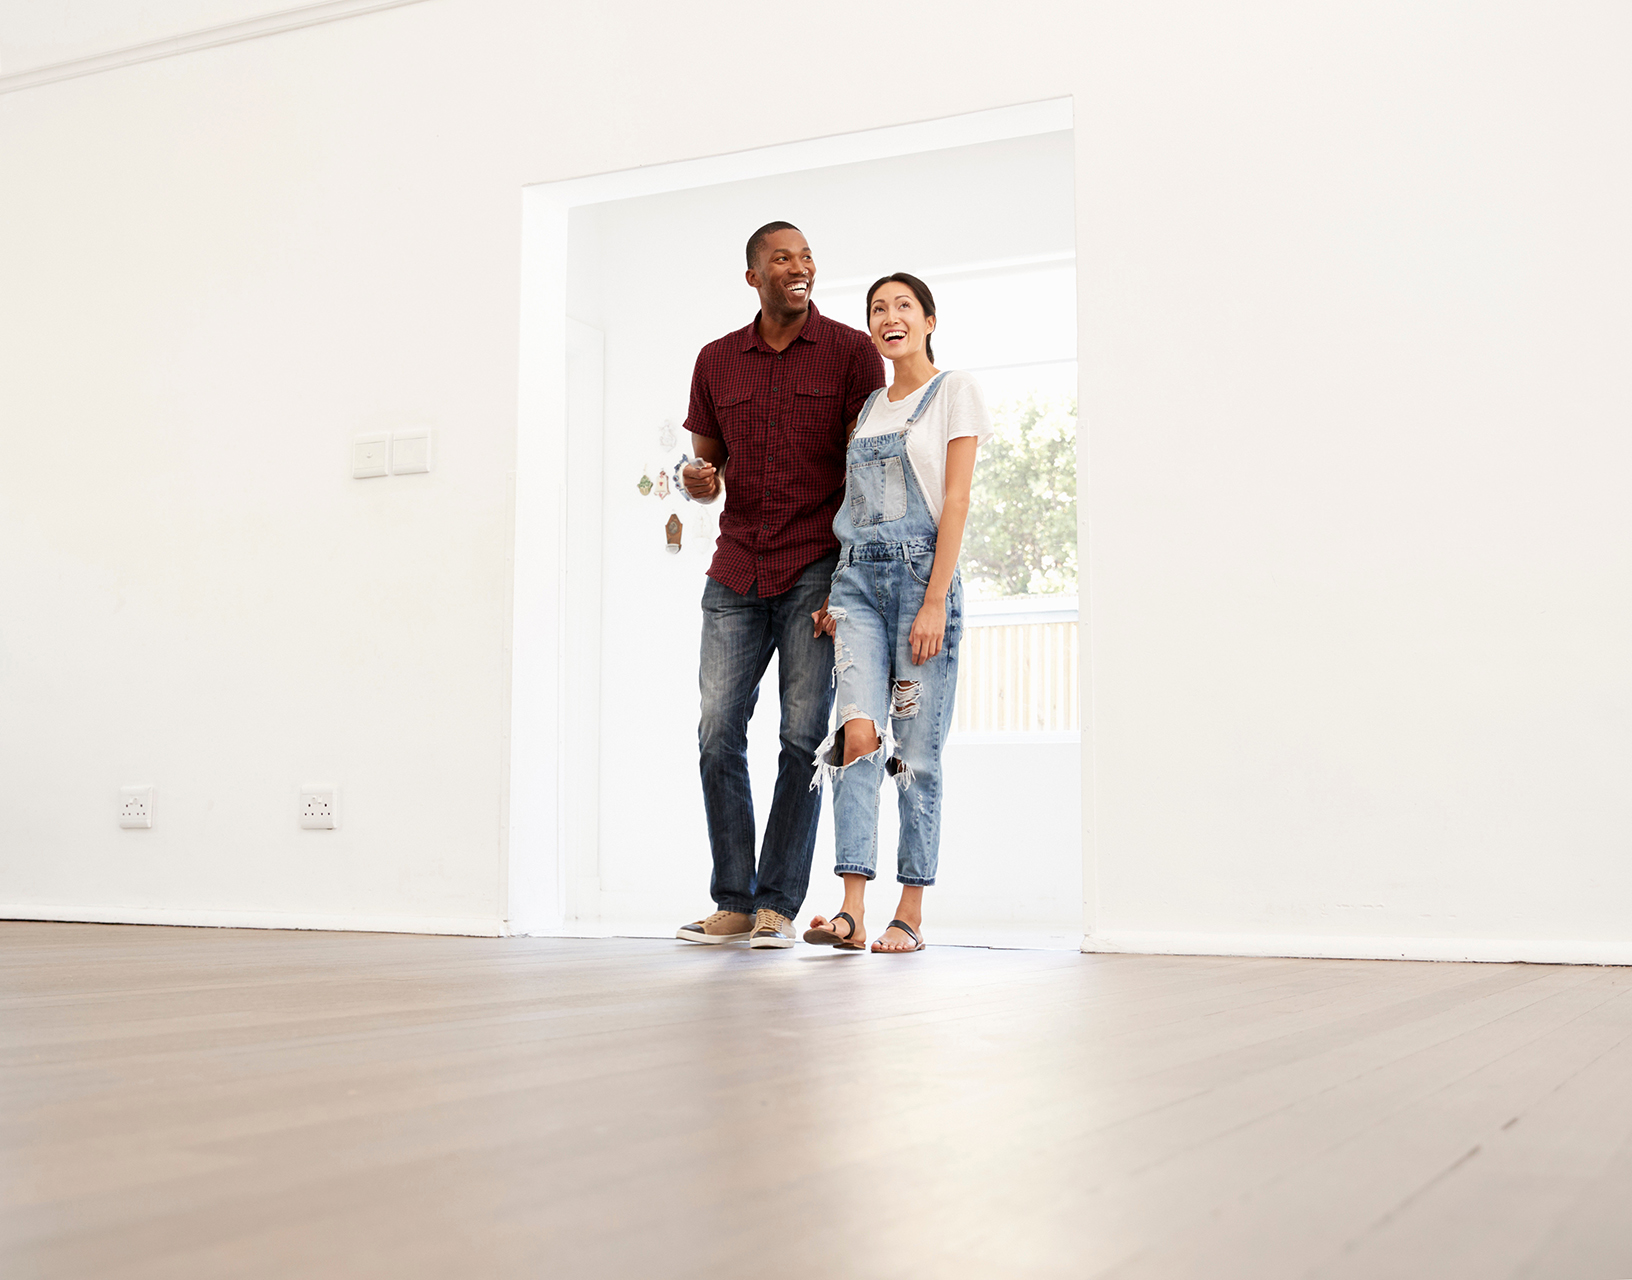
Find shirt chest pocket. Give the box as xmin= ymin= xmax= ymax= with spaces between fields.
xmin=715 ymin=389 xmax=753 ymax=437
xmin=848 ymin=457 xmax=907 ymax=527
xmin=793 ymin=383 xmax=842 ymax=436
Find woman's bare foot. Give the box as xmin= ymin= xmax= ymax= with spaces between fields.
xmin=871 ymin=920 xmax=923 ymax=952
xmin=872 ymin=886 xmax=925 ymax=952
xmin=805 ymin=910 xmax=865 ymax=947
xmin=805 ymin=875 xmax=869 ymax=948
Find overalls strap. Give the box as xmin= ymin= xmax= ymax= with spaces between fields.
xmin=905 ymin=371 xmax=951 ymax=424
xmin=855 ymin=387 xmax=888 ymax=431
xmin=853 ymin=373 xmax=950 ymax=440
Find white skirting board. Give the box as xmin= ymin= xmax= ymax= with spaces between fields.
xmin=0 ymin=903 xmax=504 ymax=937
xmin=1082 ymin=931 xmax=1632 ymax=967
xmin=517 ymin=919 xmax=1083 ymax=951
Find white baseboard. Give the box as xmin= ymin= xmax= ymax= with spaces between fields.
xmin=1082 ymin=930 xmax=1632 ymax=967
xmin=516 ymin=919 xmax=1081 ymax=951
xmin=0 ymin=903 xmax=504 ymax=937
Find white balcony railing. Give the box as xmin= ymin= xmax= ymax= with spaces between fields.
xmin=953 ymin=595 xmax=1080 ymax=736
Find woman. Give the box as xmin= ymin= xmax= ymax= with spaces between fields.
xmin=805 ymin=273 xmax=989 ymax=953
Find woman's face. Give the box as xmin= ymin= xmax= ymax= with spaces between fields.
xmin=869 ymin=283 xmax=935 ymax=361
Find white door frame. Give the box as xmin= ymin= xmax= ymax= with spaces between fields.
xmin=509 ymin=98 xmax=1077 ymax=934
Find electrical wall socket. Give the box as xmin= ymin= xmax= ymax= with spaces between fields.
xmin=119 ymin=786 xmax=154 ymax=829
xmin=299 ymin=786 xmax=338 ymax=830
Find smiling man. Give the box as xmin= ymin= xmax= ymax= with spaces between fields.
xmin=676 ymin=221 xmax=886 ymax=950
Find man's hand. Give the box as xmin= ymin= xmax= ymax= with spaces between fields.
xmin=811 ymin=596 xmax=837 ymax=639
xmin=682 ymin=458 xmax=720 ymax=500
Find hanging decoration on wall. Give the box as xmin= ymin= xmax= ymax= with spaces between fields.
xmin=672 ymin=454 xmax=694 ymax=501
xmin=665 ymin=513 xmax=682 ymax=554
xmin=637 ymin=467 xmax=653 ymax=497
xmin=655 ymin=470 xmax=670 ymax=499
xmin=659 ymin=419 xmax=677 ymax=449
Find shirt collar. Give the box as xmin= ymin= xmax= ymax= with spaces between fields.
xmin=739 ymin=301 xmax=825 ymax=353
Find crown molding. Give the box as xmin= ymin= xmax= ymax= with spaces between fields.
xmin=0 ymin=0 xmax=434 ymax=95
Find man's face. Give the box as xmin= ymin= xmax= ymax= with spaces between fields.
xmin=747 ymin=230 xmax=815 ymax=317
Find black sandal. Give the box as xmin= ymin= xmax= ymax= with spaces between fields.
xmin=873 ymin=919 xmax=925 ymax=953
xmin=802 ymin=911 xmax=864 ymax=950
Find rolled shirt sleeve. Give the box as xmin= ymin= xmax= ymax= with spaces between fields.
xmin=684 ymin=349 xmax=722 ymax=441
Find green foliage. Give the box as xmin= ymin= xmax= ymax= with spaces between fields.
xmin=962 ymin=395 xmax=1078 ymax=597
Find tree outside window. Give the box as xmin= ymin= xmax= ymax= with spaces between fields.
xmin=963 ymin=395 xmax=1077 ymax=599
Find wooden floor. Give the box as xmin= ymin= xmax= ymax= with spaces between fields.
xmin=3 ymin=924 xmax=1632 ymax=1279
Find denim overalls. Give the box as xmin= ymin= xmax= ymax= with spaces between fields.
xmin=812 ymin=373 xmax=963 ymax=887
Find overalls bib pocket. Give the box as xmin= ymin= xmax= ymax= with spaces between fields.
xmin=849 ymin=457 xmax=907 ymax=527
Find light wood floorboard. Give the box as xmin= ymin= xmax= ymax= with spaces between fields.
xmin=3 ymin=922 xmax=1630 ymax=1279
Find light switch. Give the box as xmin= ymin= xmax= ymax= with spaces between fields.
xmin=353 ymin=433 xmax=390 ymax=478
xmin=392 ymin=430 xmax=431 ymax=475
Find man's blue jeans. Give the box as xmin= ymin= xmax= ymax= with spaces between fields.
xmin=698 ymin=554 xmax=837 ymax=921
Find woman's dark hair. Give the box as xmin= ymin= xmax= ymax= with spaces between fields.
xmin=866 ymin=272 xmax=937 ymax=363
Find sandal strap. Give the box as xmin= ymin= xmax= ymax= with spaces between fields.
xmin=886 ymin=919 xmax=920 ymax=945
xmin=833 ymin=911 xmax=857 ymax=939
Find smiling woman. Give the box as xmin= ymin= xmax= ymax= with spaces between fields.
xmin=803 ymin=268 xmax=997 ymax=953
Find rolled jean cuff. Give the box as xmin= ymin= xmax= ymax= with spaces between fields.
xmin=754 ymin=897 xmax=801 ymax=921
xmin=834 ymin=863 xmax=876 ymax=880
xmin=715 ymin=897 xmax=754 ymax=914
xmin=897 ymin=874 xmax=935 ymax=888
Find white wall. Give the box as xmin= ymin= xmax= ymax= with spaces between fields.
xmin=2 ymin=1 xmax=1628 ymax=959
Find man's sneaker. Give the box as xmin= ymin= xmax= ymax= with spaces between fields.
xmin=748 ymin=908 xmax=796 ymax=949
xmin=676 ymin=910 xmax=753 ymax=944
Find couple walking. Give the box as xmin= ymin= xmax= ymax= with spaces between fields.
xmin=676 ymin=221 xmax=990 ymax=954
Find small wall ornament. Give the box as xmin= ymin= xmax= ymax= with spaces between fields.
xmin=665 ymin=513 xmax=682 ymax=554
xmin=637 ymin=467 xmax=653 ymax=497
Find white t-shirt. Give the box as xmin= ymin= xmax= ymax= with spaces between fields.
xmin=854 ymin=370 xmax=991 ymax=523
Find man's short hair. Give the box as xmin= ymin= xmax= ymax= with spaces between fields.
xmin=746 ymin=221 xmax=801 ymax=270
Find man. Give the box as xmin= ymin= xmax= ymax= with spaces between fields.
xmin=676 ymin=222 xmax=886 ymax=949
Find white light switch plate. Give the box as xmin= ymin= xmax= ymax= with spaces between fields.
xmin=352 ymin=434 xmax=390 ymax=478
xmin=391 ymin=430 xmax=431 ymax=475
xmin=119 ymin=785 xmax=154 ymax=829
xmin=300 ymin=786 xmax=338 ymax=829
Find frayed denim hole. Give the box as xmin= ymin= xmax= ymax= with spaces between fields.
xmin=890 ymin=679 xmax=922 ymax=720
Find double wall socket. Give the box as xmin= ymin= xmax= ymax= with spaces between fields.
xmin=300 ymin=786 xmax=338 ymax=829
xmin=119 ymin=786 xmax=154 ymax=828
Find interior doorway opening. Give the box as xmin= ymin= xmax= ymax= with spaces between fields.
xmin=515 ymin=101 xmax=1082 ymax=946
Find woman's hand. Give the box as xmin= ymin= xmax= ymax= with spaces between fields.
xmin=811 ymin=597 xmax=838 ymax=639
xmin=909 ymin=599 xmax=946 ymax=665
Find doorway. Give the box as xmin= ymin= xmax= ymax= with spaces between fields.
xmin=514 ymin=100 xmax=1083 ymax=946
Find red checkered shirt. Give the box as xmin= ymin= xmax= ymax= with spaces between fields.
xmin=685 ymin=303 xmax=886 ymax=597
